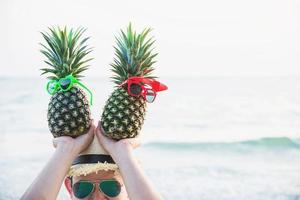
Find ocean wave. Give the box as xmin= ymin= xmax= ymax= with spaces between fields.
xmin=142 ymin=137 xmax=300 ymax=151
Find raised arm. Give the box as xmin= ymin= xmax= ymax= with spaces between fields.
xmin=21 ymin=122 xmax=95 ymax=200
xmin=95 ymin=121 xmax=163 ymax=200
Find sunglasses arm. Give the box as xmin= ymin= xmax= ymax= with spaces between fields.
xmin=128 ymin=77 xmax=168 ymax=92
xmin=119 ymin=79 xmax=129 ymax=88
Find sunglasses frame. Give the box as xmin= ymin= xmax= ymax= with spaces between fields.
xmin=120 ymin=76 xmax=168 ymax=103
xmin=46 ymin=75 xmax=76 ymax=95
xmin=72 ymin=178 xmax=122 ymax=199
xmin=127 ymin=79 xmax=157 ymax=103
xmin=46 ymin=74 xmax=94 ymax=105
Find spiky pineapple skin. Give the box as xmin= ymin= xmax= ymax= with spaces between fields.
xmin=48 ymin=86 xmax=91 ymax=138
xmin=101 ymin=87 xmax=147 ymax=140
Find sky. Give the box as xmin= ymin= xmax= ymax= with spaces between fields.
xmin=0 ymin=0 xmax=300 ymax=78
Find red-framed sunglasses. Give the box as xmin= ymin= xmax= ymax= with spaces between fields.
xmin=120 ymin=77 xmax=168 ymax=103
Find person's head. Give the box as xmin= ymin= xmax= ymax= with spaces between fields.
xmin=64 ymin=170 xmax=128 ymax=200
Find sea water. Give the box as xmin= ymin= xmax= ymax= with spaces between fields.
xmin=0 ymin=77 xmax=300 ymax=200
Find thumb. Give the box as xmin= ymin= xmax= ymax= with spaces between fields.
xmin=95 ymin=121 xmax=105 ymax=140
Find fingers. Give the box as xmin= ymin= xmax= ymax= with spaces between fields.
xmin=51 ymin=120 xmax=96 ymax=153
xmin=95 ymin=121 xmax=109 ymax=144
xmin=77 ymin=120 xmax=95 ymax=141
xmin=87 ymin=119 xmax=95 ymax=135
xmin=95 ymin=121 xmax=108 ymax=141
xmin=79 ymin=125 xmax=94 ymax=141
xmin=95 ymin=121 xmax=102 ymax=136
xmin=96 ymin=121 xmax=105 ymax=134
xmin=96 ymin=121 xmax=141 ymax=149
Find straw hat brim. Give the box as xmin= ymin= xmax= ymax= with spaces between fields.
xmin=68 ymin=136 xmax=118 ymax=177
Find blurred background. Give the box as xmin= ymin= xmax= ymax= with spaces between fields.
xmin=1 ymin=0 xmax=300 ymax=199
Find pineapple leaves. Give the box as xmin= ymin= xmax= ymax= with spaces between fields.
xmin=111 ymin=23 xmax=158 ymax=85
xmin=40 ymin=26 xmax=92 ymax=80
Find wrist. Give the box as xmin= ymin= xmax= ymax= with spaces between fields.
xmin=109 ymin=140 xmax=133 ymax=156
xmin=110 ymin=146 xmax=134 ymax=164
xmin=55 ymin=143 xmax=78 ymax=158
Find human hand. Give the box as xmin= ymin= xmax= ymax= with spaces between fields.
xmin=52 ymin=120 xmax=95 ymax=156
xmin=95 ymin=121 xmax=140 ymax=159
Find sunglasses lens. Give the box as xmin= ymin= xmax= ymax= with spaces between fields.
xmin=73 ymin=182 xmax=94 ymax=199
xmin=60 ymin=78 xmax=72 ymax=90
xmin=129 ymin=83 xmax=142 ymax=96
xmin=145 ymin=90 xmax=156 ymax=103
xmin=47 ymin=82 xmax=57 ymax=94
xmin=99 ymin=180 xmax=121 ymax=197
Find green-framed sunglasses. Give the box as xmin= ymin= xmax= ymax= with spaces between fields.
xmin=72 ymin=179 xmax=122 ymax=199
xmin=46 ymin=74 xmax=93 ymax=105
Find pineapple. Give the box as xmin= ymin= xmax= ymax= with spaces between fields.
xmin=101 ymin=24 xmax=158 ymax=140
xmin=40 ymin=27 xmax=93 ymax=138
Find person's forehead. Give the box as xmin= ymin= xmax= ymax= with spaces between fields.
xmin=74 ymin=170 xmax=120 ymax=182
